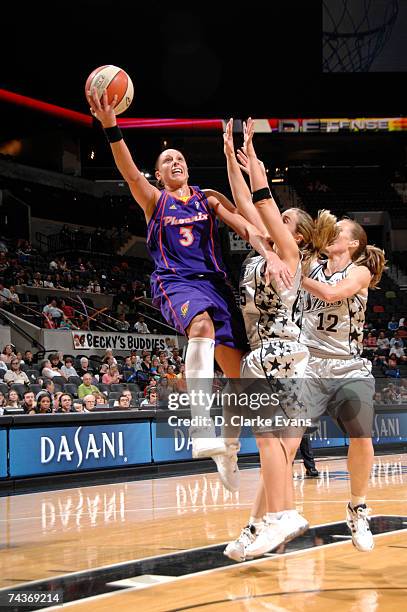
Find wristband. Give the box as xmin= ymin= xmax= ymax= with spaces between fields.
xmin=104 ymin=125 xmax=123 ymax=143
xmin=252 ymin=187 xmax=271 ymax=204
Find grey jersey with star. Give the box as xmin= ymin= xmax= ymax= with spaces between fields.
xmin=296 ymin=260 xmax=367 ymax=357
xmin=239 ymin=253 xmax=302 ymax=351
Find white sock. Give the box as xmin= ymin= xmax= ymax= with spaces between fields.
xmin=185 ymin=337 xmax=215 ymax=434
xmin=350 ymin=495 xmax=366 ymax=509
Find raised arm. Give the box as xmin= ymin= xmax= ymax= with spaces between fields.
xmin=302 ymin=266 xmax=371 ymax=302
xmin=222 ymin=119 xmax=269 ymax=235
xmin=87 ymin=89 xmax=160 ymax=222
xmin=244 ymin=118 xmax=299 ymax=270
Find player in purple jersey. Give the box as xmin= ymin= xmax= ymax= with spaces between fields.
xmin=87 ymin=89 xmax=289 ymax=462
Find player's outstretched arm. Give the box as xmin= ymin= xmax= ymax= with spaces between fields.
xmin=87 ymin=88 xmax=160 ymax=220
xmin=244 ymin=118 xmax=299 ymax=270
xmin=223 ymin=119 xmax=269 ymax=235
xmin=302 ymin=266 xmax=371 ymax=302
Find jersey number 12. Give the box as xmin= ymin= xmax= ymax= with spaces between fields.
xmin=316 ymin=313 xmax=339 ymax=333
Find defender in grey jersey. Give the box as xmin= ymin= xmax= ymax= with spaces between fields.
xmin=240 ymin=253 xmax=309 ymax=384
xmin=299 ymin=218 xmax=386 ymax=553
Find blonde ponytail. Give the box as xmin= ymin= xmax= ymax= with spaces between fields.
xmin=353 ymin=245 xmax=386 ymax=288
xmin=294 ymin=208 xmax=338 ymax=275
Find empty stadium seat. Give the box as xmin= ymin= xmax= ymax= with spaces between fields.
xmin=110 ymin=383 xmax=125 ymax=393
xmin=64 ymin=384 xmax=79 ymax=397
xmin=10 ymin=383 xmax=27 ymax=397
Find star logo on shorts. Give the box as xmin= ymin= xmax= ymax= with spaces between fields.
xmin=181 ymin=301 xmax=190 ymax=317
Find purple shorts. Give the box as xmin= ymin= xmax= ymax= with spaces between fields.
xmin=151 ymin=272 xmax=248 ymax=350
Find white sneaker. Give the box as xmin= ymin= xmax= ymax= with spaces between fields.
xmin=245 ymin=517 xmax=286 ymax=558
xmin=346 ymin=503 xmax=374 ymax=552
xmin=191 ymin=435 xmax=226 ymax=459
xmin=224 ymin=524 xmax=259 ymax=562
xmin=213 ymin=445 xmax=240 ymax=492
xmin=282 ymin=510 xmax=309 ymax=542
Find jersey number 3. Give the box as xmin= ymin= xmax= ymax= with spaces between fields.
xmin=179 ymin=226 xmax=194 ymax=247
xmin=316 ymin=313 xmax=339 ymax=333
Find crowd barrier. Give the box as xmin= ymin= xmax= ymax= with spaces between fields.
xmin=0 ymin=407 xmax=406 ymax=481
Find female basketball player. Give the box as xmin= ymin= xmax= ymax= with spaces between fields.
xmin=87 ymin=91 xmax=289 ymax=461
xmin=220 ymin=119 xmax=337 ymax=561
xmin=298 ymin=218 xmax=386 ymax=552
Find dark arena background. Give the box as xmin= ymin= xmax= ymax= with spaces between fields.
xmin=1 ymin=1 xmax=407 ymax=610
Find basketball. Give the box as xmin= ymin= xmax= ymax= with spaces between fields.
xmin=85 ymin=65 xmax=134 ymax=115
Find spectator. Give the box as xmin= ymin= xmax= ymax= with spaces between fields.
xmin=141 ymin=354 xmax=152 ymax=374
xmin=77 ymin=373 xmax=99 ymax=398
xmin=8 ymin=286 xmax=19 ymax=303
xmin=115 ymin=313 xmax=130 ymax=331
xmin=0 ymin=281 xmax=11 ymax=303
xmin=140 ymin=389 xmax=158 ymax=407
xmin=165 ymin=365 xmax=178 ymax=381
xmin=53 ymin=391 xmax=63 ymax=412
xmin=392 ymin=342 xmax=406 ymax=363
xmin=32 ymin=272 xmax=44 ymax=288
xmin=0 ymin=358 xmax=7 ymax=372
xmin=77 ymin=357 xmax=94 ymax=377
xmin=377 ymin=331 xmax=390 ymax=351
xmin=102 ymin=365 xmax=122 ymax=385
xmin=373 ymin=391 xmax=383 ymax=404
xmin=390 ymin=332 xmax=404 ymax=350
xmin=384 ymin=353 xmax=400 ymax=378
xmin=102 ymin=349 xmax=117 ymax=365
xmin=134 ymin=315 xmax=150 ymax=334
xmin=42 ymin=380 xmax=55 ymax=399
xmin=1 ymin=344 xmax=15 ymax=364
xmin=0 ymin=391 xmax=7 ymax=412
xmin=57 ymin=393 xmax=74 ymax=413
xmin=61 ymin=357 xmax=78 ymax=378
xmin=118 ymin=394 xmax=131 ymax=409
xmin=60 ymin=299 xmax=75 ymax=320
xmin=3 ymin=358 xmax=30 ymax=386
xmin=23 ymin=350 xmax=35 ymax=367
xmin=388 ymin=316 xmax=399 ymax=332
xmin=35 ymin=392 xmax=53 ymax=414
xmin=83 ymin=394 xmax=96 ymax=412
xmin=21 ymin=390 xmax=36 ymax=414
xmin=94 ymin=391 xmax=108 ymax=405
xmin=43 ymin=275 xmax=55 ymax=288
xmin=399 ymin=315 xmax=406 ymax=328
xmin=41 ymin=359 xmax=62 ymax=380
xmin=43 ymin=298 xmax=63 ymax=326
xmin=6 ymin=389 xmax=21 ymax=408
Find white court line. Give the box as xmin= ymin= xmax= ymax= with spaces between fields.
xmin=39 ymin=525 xmax=407 ymax=611
xmin=1 ymin=452 xmax=405 ymax=500
xmin=3 ymin=500 xmax=407 ymax=524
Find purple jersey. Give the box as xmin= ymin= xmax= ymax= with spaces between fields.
xmin=146 ymin=186 xmax=227 ymax=278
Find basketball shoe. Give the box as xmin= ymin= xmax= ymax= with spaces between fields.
xmin=245 ymin=516 xmax=286 ymax=558
xmin=283 ymin=510 xmax=310 ymax=542
xmin=213 ymin=443 xmax=240 ymax=492
xmin=224 ymin=524 xmax=261 ymax=562
xmin=191 ymin=431 xmax=226 ymax=459
xmin=346 ymin=503 xmax=374 ymax=552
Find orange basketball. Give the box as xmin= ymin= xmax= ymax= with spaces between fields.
xmin=85 ymin=65 xmax=134 ymax=115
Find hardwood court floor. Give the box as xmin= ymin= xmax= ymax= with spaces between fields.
xmin=1 ymin=453 xmax=407 ymax=610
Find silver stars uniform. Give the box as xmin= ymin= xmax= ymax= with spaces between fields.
xmin=297 ymin=260 xmax=374 ymax=429
xmin=239 ymin=253 xmax=309 ymax=380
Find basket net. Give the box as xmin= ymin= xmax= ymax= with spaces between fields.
xmin=323 ymin=0 xmax=399 ymax=72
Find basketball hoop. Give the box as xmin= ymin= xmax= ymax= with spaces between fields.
xmin=323 ymin=0 xmax=399 ymax=72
